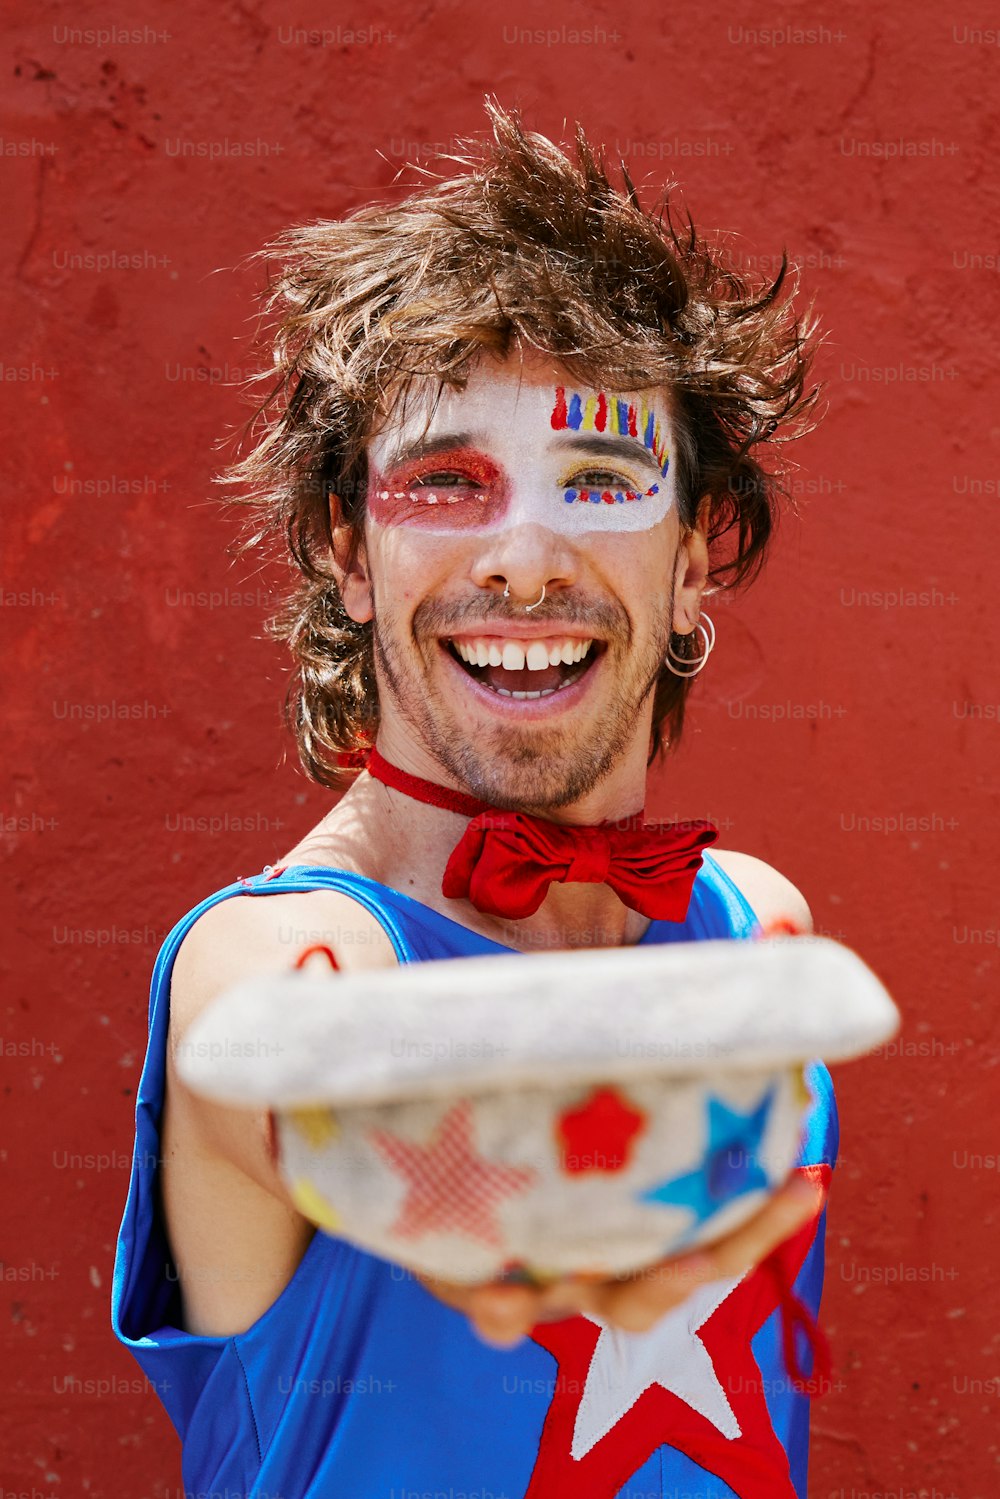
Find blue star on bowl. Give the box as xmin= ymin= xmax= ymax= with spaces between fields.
xmin=640 ymin=1086 xmax=776 ymax=1229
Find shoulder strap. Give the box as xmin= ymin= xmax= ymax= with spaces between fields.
xmin=146 ymin=866 xmax=421 ymax=1032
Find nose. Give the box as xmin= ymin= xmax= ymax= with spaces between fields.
xmin=467 ymin=520 xmax=578 ymax=607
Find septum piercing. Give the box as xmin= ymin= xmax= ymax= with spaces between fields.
xmin=503 ymin=582 xmax=546 ymax=612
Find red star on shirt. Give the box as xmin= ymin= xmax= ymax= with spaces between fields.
xmin=555 ymin=1085 xmax=647 ymax=1175
xmin=368 ymin=1098 xmax=536 ymax=1247
xmin=523 ymin=1163 xmax=832 ymax=1499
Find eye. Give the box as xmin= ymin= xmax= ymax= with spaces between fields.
xmin=408 ymin=470 xmax=482 ymax=488
xmin=565 ymin=468 xmax=643 ymax=491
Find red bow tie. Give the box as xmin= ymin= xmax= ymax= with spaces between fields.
xmin=356 ymin=746 xmax=718 ymax=923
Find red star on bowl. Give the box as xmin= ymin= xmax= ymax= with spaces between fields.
xmin=368 ymin=1098 xmax=536 ymax=1247
xmin=555 ymin=1085 xmax=647 ymax=1175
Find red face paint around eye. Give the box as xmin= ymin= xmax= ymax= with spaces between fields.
xmin=368 ymin=447 xmax=509 ymax=530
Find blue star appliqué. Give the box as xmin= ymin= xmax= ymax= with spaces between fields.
xmin=640 ymin=1086 xmax=776 ymax=1228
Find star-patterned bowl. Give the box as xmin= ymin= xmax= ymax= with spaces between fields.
xmin=177 ymin=935 xmax=898 ymax=1283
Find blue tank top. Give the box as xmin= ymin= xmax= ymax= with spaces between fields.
xmin=112 ymin=853 xmax=838 ymax=1499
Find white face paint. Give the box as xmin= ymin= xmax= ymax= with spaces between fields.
xmin=366 ymin=364 xmax=676 ymax=539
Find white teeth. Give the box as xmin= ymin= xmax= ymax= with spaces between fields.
xmin=451 ymin=636 xmax=595 ymax=671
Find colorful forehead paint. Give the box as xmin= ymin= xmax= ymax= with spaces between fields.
xmin=550 ymin=386 xmax=671 ymax=478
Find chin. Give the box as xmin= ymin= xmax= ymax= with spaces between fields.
xmin=441 ymin=731 xmax=622 ymax=814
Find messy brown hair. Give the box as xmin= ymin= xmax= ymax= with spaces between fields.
xmin=224 ymin=97 xmax=820 ymax=787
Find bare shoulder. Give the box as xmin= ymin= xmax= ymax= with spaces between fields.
xmin=707 ymin=849 xmax=814 ymax=933
xmin=171 ymin=884 xmax=399 ymax=1017
xmin=167 ymin=884 xmax=400 ymax=1173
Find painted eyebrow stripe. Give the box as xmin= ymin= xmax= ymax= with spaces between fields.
xmin=551 ymin=385 xmax=670 ymax=476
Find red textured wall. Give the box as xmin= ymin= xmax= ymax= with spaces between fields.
xmin=4 ymin=3 xmax=997 ymax=1495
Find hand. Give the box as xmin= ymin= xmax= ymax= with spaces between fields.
xmin=417 ymin=1172 xmax=826 ymax=1347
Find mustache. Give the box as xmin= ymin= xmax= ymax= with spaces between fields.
xmin=412 ymin=594 xmax=627 ymax=638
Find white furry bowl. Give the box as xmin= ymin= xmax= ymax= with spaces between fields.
xmin=177 ymin=936 xmax=898 ymax=1283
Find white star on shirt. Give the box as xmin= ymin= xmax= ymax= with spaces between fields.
xmin=571 ymin=1275 xmax=745 ymax=1460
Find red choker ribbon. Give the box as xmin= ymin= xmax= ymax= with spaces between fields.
xmin=357 ymin=745 xmax=718 ymax=923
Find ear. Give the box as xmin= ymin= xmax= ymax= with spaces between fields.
xmin=671 ymin=494 xmax=711 ymax=635
xmin=329 ymin=492 xmax=373 ymax=625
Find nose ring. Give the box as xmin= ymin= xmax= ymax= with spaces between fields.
xmin=503 ymin=582 xmax=546 ymax=612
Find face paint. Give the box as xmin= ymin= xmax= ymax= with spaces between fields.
xmin=367 ymin=447 xmax=507 ymax=532
xmin=366 ymin=375 xmax=676 ymax=538
xmin=562 ymin=482 xmax=661 ymax=505
xmin=550 ymin=386 xmax=671 ymax=478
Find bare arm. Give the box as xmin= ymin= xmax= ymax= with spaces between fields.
xmin=161 ymin=888 xmax=399 ymax=1335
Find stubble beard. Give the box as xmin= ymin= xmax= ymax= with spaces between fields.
xmin=369 ymin=595 xmax=673 ymax=814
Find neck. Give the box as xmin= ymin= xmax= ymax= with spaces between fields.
xmin=329 ymin=735 xmax=655 ymax=951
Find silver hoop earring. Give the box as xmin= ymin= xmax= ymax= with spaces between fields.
xmin=665 ymin=612 xmax=716 ymax=677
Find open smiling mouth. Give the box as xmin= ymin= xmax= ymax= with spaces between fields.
xmin=443 ymin=635 xmax=606 ymax=699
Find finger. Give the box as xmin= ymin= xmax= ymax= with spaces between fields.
xmin=591 ymin=1175 xmax=825 ymax=1333
xmin=690 ymin=1173 xmax=826 ymax=1283
xmin=532 ymin=1275 xmax=602 ymax=1322
xmin=417 ymin=1273 xmax=542 ymax=1347
xmin=420 ymin=1266 xmax=603 ymax=1328
xmin=589 ymin=1253 xmax=718 ymax=1331
xmin=465 ymin=1283 xmax=543 ymax=1347
xmin=415 ymin=1273 xmax=475 ymax=1318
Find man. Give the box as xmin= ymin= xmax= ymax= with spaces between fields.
xmin=113 ymin=103 xmax=835 ymax=1498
